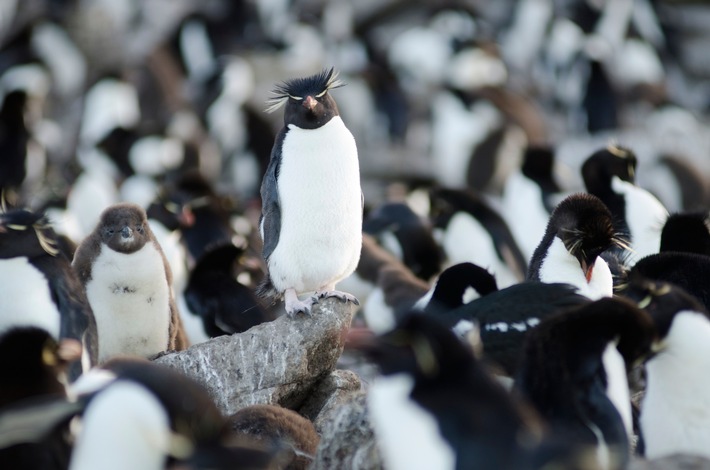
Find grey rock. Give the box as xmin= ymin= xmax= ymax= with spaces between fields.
xmin=155 ymin=298 xmax=356 ymax=415
xmin=630 ymin=454 xmax=710 ymax=470
xmin=299 ymin=369 xmax=362 ymax=434
xmin=311 ymin=391 xmax=382 ymax=470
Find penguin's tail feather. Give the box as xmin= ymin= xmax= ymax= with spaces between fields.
xmin=255 ymin=275 xmax=281 ymax=305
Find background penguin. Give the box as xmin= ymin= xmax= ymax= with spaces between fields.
xmin=363 ymin=201 xmax=444 ymax=281
xmin=351 ymin=313 xmax=545 ymax=470
xmin=528 ymin=193 xmax=618 ymax=299
xmin=69 ymin=359 xmax=285 ymax=470
xmin=581 ymin=145 xmax=669 ymax=266
xmin=229 ymin=404 xmax=320 ymax=470
xmin=423 ymin=281 xmax=591 ymax=377
xmin=513 ymin=297 xmax=655 ymax=470
xmin=414 ymin=262 xmax=499 ymax=315
xmin=622 ymin=276 xmax=710 ymax=460
xmin=0 ymin=208 xmax=96 ymax=379
xmin=0 ymin=326 xmax=81 ymax=470
xmin=429 ymin=187 xmax=527 ymax=288
xmin=257 ymin=68 xmax=363 ymax=316
xmin=658 ymin=210 xmax=710 ymax=255
xmin=72 ymin=203 xmax=187 ymax=364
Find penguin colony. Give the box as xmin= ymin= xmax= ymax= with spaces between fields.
xmin=1 ymin=1 xmax=710 ymax=469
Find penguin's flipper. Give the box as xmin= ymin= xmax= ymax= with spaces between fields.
xmin=0 ymin=398 xmax=83 ymax=449
xmin=260 ymin=129 xmax=286 ymax=262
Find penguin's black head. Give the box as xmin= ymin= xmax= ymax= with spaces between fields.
xmin=521 ymin=146 xmax=560 ymax=194
xmin=548 ymin=193 xmax=618 ymax=282
xmin=659 ymin=210 xmax=710 ymax=256
xmin=266 ymin=67 xmax=344 ymax=129
xmin=0 ymin=208 xmax=61 ymax=259
xmin=98 ymin=203 xmax=152 ymax=254
xmin=424 ymin=262 xmax=498 ymax=314
xmin=363 ymin=202 xmax=421 ymax=234
xmin=581 ymin=144 xmax=637 ymax=194
xmin=622 ymin=273 xmax=707 ymax=340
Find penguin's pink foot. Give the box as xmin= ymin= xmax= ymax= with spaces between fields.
xmin=284 ymin=289 xmax=318 ymax=317
xmin=315 ymin=289 xmax=360 ymax=306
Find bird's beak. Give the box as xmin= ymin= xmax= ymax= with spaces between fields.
xmin=178 ymin=207 xmax=195 ymax=227
xmin=121 ymin=226 xmax=133 ymax=239
xmin=580 ymin=258 xmax=594 ymax=283
xmin=303 ymin=95 xmax=317 ymax=111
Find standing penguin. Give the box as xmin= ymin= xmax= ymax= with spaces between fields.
xmin=258 ymin=68 xmax=362 ymax=316
xmin=72 ymin=203 xmax=187 ymax=363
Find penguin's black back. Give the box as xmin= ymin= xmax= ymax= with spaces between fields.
xmin=660 ymin=211 xmax=710 ymax=256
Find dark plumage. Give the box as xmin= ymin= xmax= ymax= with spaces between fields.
xmin=420 ymin=262 xmax=499 ymax=315
xmin=265 ymin=67 xmax=345 ymax=116
xmin=0 ymin=90 xmax=30 ymax=196
xmin=659 ymin=211 xmax=710 ymax=255
xmin=427 ymin=281 xmax=590 ymax=375
xmin=514 ymin=297 xmax=655 ymax=470
xmin=521 ymin=146 xmax=561 ymax=213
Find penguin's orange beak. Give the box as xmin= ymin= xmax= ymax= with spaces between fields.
xmin=303 ymin=95 xmax=317 ymax=111
xmin=580 ymin=259 xmax=594 ymax=283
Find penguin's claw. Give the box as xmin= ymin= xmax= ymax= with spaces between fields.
xmin=315 ymin=290 xmax=360 ymax=306
xmin=285 ymin=296 xmax=318 ymax=317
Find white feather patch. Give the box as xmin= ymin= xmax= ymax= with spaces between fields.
xmin=368 ymin=373 xmax=456 ymax=470
xmin=602 ymin=342 xmax=632 ymax=438
xmin=0 ymin=257 xmax=61 ymax=338
xmin=85 ymin=244 xmax=171 ymax=363
xmin=69 ymin=381 xmax=170 ymax=470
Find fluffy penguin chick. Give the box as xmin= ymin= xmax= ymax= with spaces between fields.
xmin=258 ymin=68 xmax=362 ymax=316
xmin=72 ymin=203 xmax=187 ymax=363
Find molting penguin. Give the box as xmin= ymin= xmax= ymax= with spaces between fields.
xmin=0 ymin=208 xmax=96 ymax=379
xmin=622 ymin=277 xmax=710 ymax=460
xmin=582 ymin=145 xmax=668 ymax=266
xmin=72 ymin=203 xmax=187 ymax=364
xmin=257 ymin=68 xmax=362 ymax=316
xmin=513 ymin=297 xmax=655 ymax=470
xmin=528 ymin=193 xmax=618 ymax=299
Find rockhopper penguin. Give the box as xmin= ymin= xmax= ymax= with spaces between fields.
xmin=258 ymin=68 xmax=363 ymax=316
xmin=72 ymin=203 xmax=187 ymax=363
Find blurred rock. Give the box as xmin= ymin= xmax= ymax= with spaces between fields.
xmin=299 ymin=369 xmax=362 ymax=433
xmin=155 ymin=298 xmax=356 ymax=415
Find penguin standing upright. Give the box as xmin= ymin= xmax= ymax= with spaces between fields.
xmin=72 ymin=203 xmax=187 ymax=363
xmin=258 ymin=68 xmax=363 ymax=316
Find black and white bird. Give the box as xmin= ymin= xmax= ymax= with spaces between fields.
xmin=257 ymin=68 xmax=362 ymax=316
xmin=0 ymin=208 xmax=95 ymax=379
xmin=581 ymin=145 xmax=668 ymax=266
xmin=414 ymin=262 xmax=499 ymax=315
xmin=352 ymin=313 xmax=545 ymax=470
xmin=72 ymin=203 xmax=187 ymax=363
xmin=514 ymin=297 xmax=655 ymax=470
xmin=528 ymin=193 xmax=618 ymax=299
xmin=69 ymin=359 xmax=283 ymax=470
xmin=422 ymin=280 xmax=590 ymax=376
xmin=622 ymin=277 xmax=710 ymax=460
xmin=430 ymin=188 xmax=527 ymax=288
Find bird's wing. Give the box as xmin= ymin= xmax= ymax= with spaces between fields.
xmin=260 ymin=128 xmax=286 ymax=262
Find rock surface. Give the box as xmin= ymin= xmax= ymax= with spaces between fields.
xmin=299 ymin=369 xmax=362 ymax=433
xmin=155 ymin=298 xmax=356 ymax=415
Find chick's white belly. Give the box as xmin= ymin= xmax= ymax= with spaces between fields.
xmin=86 ymin=244 xmax=171 ymax=363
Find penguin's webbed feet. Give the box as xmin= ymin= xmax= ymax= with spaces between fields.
xmin=284 ymin=289 xmax=318 ymax=317
xmin=315 ymin=290 xmax=360 ymax=306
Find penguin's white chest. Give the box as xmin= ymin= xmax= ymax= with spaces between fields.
xmin=268 ymin=116 xmax=363 ymax=293
xmin=86 ymin=243 xmax=171 ymax=363
xmin=538 ymin=238 xmax=612 ymax=299
xmin=0 ymin=257 xmax=61 ymax=338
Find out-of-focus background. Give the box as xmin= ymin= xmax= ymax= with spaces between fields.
xmin=2 ymin=0 xmax=710 ymax=240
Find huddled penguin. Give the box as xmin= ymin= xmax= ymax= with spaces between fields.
xmin=422 ymin=280 xmax=591 ymax=376
xmin=363 ymin=201 xmax=444 ymax=281
xmin=514 ymin=297 xmax=655 ymax=470
xmin=69 ymin=359 xmax=284 ymax=470
xmin=429 ymin=187 xmax=527 ymax=288
xmin=659 ymin=210 xmax=710 ymax=255
xmin=72 ymin=203 xmax=187 ymax=364
xmin=415 ymin=262 xmax=499 ymax=315
xmin=352 ymin=313 xmax=545 ymax=470
xmin=528 ymin=193 xmax=618 ymax=299
xmin=0 ymin=208 xmax=95 ymax=379
xmin=622 ymin=276 xmax=710 ymax=460
xmin=257 ymin=68 xmax=362 ymax=316
xmin=581 ymin=145 xmax=668 ymax=266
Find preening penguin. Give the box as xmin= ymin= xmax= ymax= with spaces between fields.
xmin=258 ymin=68 xmax=363 ymax=316
xmin=72 ymin=203 xmax=187 ymax=364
